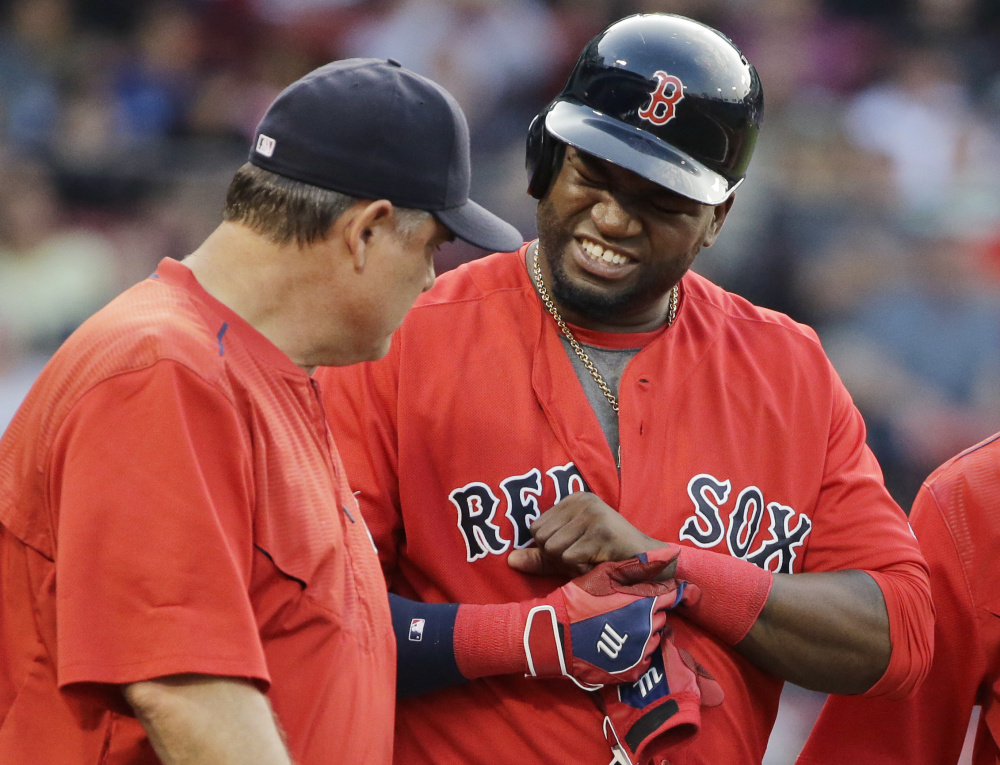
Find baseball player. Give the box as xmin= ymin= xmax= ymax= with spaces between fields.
xmin=315 ymin=15 xmax=935 ymax=765
xmin=797 ymin=431 xmax=1000 ymax=764
xmin=0 ymin=58 xmax=528 ymax=764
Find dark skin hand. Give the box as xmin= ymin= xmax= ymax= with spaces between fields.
xmin=507 ymin=492 xmax=891 ymax=695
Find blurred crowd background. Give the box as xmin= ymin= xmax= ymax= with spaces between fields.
xmin=1 ymin=0 xmax=997 ymax=760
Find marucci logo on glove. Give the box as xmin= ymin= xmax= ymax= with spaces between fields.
xmin=599 ymin=636 xmax=709 ymax=764
xmin=633 ymin=664 xmax=665 ymax=700
xmin=568 ymin=598 xmax=654 ymax=673
xmin=597 ymin=624 xmax=628 ymax=659
xmin=598 ymin=623 xmax=723 ymax=764
xmin=618 ymin=650 xmax=670 ymax=709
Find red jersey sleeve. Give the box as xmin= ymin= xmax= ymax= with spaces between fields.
xmin=798 ymin=482 xmax=983 ymax=764
xmin=806 ymin=376 xmax=921 ymax=572
xmin=803 ymin=367 xmax=933 ymax=699
xmin=51 ymin=360 xmax=269 ymax=689
xmin=316 ymin=341 xmax=402 ymax=585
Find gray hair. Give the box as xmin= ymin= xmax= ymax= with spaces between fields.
xmin=224 ymin=163 xmax=434 ymax=246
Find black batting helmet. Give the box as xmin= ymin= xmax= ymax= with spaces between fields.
xmin=526 ymin=13 xmax=763 ymax=205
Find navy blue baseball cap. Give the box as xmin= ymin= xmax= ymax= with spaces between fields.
xmin=249 ymin=58 xmax=522 ymax=253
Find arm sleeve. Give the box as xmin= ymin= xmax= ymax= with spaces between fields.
xmin=52 ymin=360 xmax=268 ymax=689
xmin=804 ymin=369 xmax=933 ymax=698
xmin=316 ymin=341 xmax=403 ymax=584
xmin=389 ymin=593 xmax=465 ymax=698
xmin=797 ymin=484 xmax=983 ymax=764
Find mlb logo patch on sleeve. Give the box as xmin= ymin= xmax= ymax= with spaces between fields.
xmin=408 ymin=618 xmax=425 ymax=642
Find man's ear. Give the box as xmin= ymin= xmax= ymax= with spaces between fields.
xmin=702 ymin=193 xmax=736 ymax=248
xmin=343 ymin=199 xmax=394 ymax=273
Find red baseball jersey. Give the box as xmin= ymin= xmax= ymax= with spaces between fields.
xmin=798 ymin=432 xmax=1000 ymax=765
xmin=0 ymin=258 xmax=395 ymax=764
xmin=316 ymin=244 xmax=930 ymax=765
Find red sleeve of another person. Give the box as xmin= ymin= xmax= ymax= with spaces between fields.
xmin=52 ymin=359 xmax=269 ymax=690
xmin=798 ymin=478 xmax=986 ymax=764
xmin=801 ymin=370 xmax=933 ymax=699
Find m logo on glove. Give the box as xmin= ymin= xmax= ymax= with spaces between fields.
xmin=633 ymin=665 xmax=665 ymax=700
xmin=596 ymin=624 xmax=629 ymax=660
xmin=570 ymin=599 xmax=655 ymax=671
xmin=619 ymin=650 xmax=670 ymax=709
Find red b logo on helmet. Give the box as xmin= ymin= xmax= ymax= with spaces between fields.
xmin=637 ymin=71 xmax=684 ymax=126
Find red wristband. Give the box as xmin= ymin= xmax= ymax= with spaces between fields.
xmin=453 ymin=602 xmax=526 ymax=679
xmin=674 ymin=547 xmax=774 ymax=645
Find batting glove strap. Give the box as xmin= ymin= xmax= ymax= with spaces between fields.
xmin=523 ymin=603 xmax=599 ymax=691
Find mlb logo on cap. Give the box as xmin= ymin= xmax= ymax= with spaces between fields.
xmin=255 ymin=134 xmax=276 ymax=158
xmin=408 ymin=619 xmax=425 ymax=642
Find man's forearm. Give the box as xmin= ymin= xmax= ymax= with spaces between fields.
xmin=735 ymin=570 xmax=890 ymax=694
xmin=124 ymin=674 xmax=294 ymax=765
xmin=505 ymin=493 xmax=930 ymax=697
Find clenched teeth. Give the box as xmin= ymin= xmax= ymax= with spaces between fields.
xmin=581 ymin=240 xmax=629 ymax=265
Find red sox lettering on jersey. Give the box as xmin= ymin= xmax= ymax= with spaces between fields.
xmin=679 ymin=474 xmax=813 ymax=574
xmin=449 ymin=462 xmax=588 ymax=561
xmin=450 ymin=463 xmax=813 ymax=573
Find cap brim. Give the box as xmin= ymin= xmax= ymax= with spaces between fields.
xmin=545 ymin=100 xmax=738 ymax=205
xmin=434 ymin=198 xmax=523 ymax=253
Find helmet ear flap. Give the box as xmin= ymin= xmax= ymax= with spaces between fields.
xmin=526 ymin=107 xmax=565 ymax=200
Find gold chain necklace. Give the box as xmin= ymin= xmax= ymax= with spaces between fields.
xmin=531 ymin=244 xmax=678 ymax=413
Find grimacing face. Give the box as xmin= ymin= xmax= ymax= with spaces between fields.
xmin=535 ymin=147 xmax=732 ymax=333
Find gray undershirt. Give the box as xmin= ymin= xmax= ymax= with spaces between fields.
xmin=559 ymin=338 xmax=640 ymax=466
xmin=526 ymin=240 xmax=641 ymax=467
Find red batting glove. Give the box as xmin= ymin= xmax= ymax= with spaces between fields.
xmin=521 ymin=548 xmax=689 ymax=690
xmin=599 ymin=623 xmax=724 ymax=765
xmin=453 ymin=548 xmax=699 ymax=687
